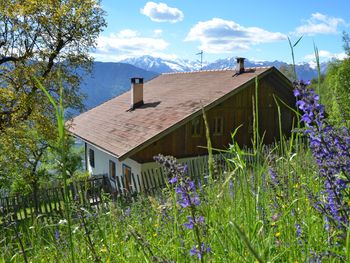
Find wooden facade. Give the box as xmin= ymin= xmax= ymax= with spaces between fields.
xmin=131 ymin=72 xmax=295 ymax=163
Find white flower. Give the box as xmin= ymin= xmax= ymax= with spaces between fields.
xmin=58 ymin=219 xmax=67 ymax=225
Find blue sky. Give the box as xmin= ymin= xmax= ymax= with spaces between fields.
xmin=93 ymin=0 xmax=350 ymax=64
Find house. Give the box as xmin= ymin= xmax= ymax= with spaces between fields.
xmin=68 ymin=59 xmax=295 ymax=192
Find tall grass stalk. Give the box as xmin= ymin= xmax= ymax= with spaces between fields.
xmin=34 ymin=77 xmax=75 ymax=263
xmin=202 ymin=107 xmax=213 ymax=181
xmin=0 ymin=133 xmax=344 ymax=261
xmin=273 ymin=95 xmax=284 ymax=156
xmin=252 ymin=76 xmax=261 ymax=154
xmin=288 ymin=36 xmax=303 ymax=81
xmin=313 ymin=42 xmax=321 ymax=94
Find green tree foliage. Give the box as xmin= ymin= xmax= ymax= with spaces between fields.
xmin=0 ymin=0 xmax=106 ymax=128
xmin=0 ymin=0 xmax=106 ymax=192
xmin=321 ymin=32 xmax=350 ymax=125
xmin=343 ymin=31 xmax=350 ymax=57
xmin=324 ymin=58 xmax=350 ymax=123
xmin=0 ymin=120 xmax=49 ymax=192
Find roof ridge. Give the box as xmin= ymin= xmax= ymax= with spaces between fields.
xmin=161 ymin=68 xmax=233 ymax=75
xmin=161 ymin=66 xmax=272 ymax=75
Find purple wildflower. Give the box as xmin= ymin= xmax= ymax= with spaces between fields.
xmin=271 ymin=213 xmax=280 ymax=222
xmin=309 ymin=250 xmax=323 ymax=263
xmin=269 ymin=168 xmax=279 ymax=186
xmin=154 ymin=154 xmax=210 ymax=260
xmin=169 ymin=177 xmax=178 ymax=184
xmin=183 ymin=216 xmax=204 ymax=230
xmin=184 ymin=216 xmax=195 ymax=229
xmin=295 ymin=223 xmax=303 ymax=246
xmin=154 ymin=155 xmax=187 ymax=179
xmin=54 ymin=228 xmax=60 ymax=242
xmin=125 ymin=207 xmax=131 ymax=217
xmin=294 ymin=80 xmax=350 ymax=240
xmin=190 ymin=243 xmax=211 ymax=260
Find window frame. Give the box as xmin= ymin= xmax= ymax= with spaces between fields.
xmin=212 ymin=116 xmax=224 ymax=136
xmin=191 ymin=118 xmax=202 ymax=137
xmin=109 ymin=160 xmax=116 ymax=179
xmin=122 ymin=164 xmax=132 ymax=191
xmin=88 ymin=148 xmax=95 ymax=168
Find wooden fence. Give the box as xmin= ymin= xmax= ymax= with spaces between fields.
xmin=0 ymin=148 xmax=273 ymax=226
xmin=0 ymin=177 xmax=109 ymax=226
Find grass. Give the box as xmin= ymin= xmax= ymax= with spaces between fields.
xmin=0 ymin=139 xmax=345 ymax=262
xmin=1 ymin=43 xmax=348 ymax=262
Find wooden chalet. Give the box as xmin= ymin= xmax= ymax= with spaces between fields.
xmin=68 ymin=59 xmax=295 ymax=191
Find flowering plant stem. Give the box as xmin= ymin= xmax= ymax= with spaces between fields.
xmin=34 ymin=77 xmax=75 ymax=263
xmin=202 ymin=107 xmax=213 ymax=182
xmin=288 ymin=36 xmax=303 ymax=81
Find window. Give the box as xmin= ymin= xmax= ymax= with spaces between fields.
xmin=123 ymin=164 xmax=132 ymax=191
xmin=212 ymin=117 xmax=223 ymax=135
xmin=191 ymin=119 xmax=202 ymax=137
xmin=88 ymin=149 xmax=95 ymax=168
xmin=109 ymin=160 xmax=116 ymax=178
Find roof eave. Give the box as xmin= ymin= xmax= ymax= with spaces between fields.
xmin=68 ymin=131 xmax=120 ymax=159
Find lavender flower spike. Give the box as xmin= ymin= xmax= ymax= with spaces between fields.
xmin=294 ymin=80 xmax=350 ymax=240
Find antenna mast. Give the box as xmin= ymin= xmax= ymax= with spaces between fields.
xmin=196 ymin=50 xmax=204 ymax=70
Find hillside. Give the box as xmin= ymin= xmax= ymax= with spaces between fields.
xmin=79 ymin=62 xmax=158 ymax=110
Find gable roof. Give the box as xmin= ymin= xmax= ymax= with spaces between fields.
xmin=69 ymin=67 xmax=283 ymax=160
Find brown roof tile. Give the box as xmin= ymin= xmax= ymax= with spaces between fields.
xmin=68 ymin=67 xmax=272 ymax=159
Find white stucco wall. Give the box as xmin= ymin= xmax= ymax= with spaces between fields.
xmin=85 ymin=143 xmax=219 ymax=193
xmin=85 ymin=143 xmax=142 ymax=192
xmin=140 ymin=155 xmax=211 ymax=173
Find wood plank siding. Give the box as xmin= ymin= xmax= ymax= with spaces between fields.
xmin=131 ymin=76 xmax=295 ymax=163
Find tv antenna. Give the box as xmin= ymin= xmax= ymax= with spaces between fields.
xmin=196 ymin=50 xmax=204 ymax=70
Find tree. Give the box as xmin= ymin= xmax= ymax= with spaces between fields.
xmin=343 ymin=31 xmax=350 ymax=57
xmin=0 ymin=0 xmax=106 ymax=192
xmin=321 ymin=31 xmax=350 ymax=125
xmin=324 ymin=58 xmax=350 ymax=124
xmin=0 ymin=0 xmax=106 ymax=129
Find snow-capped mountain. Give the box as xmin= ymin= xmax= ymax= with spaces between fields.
xmin=203 ymin=57 xmax=287 ymax=70
xmin=75 ymin=57 xmax=330 ymax=114
xmin=120 ymin=55 xmax=205 ymax=73
xmin=119 ymin=55 xmax=329 ymax=81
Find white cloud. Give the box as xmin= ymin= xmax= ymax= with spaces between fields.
xmin=185 ymin=18 xmax=286 ymax=53
xmin=295 ymin=13 xmax=345 ymax=36
xmin=93 ymin=29 xmax=174 ymax=61
xmin=153 ymin=29 xmax=163 ymax=37
xmin=304 ymin=50 xmax=347 ymax=61
xmin=141 ymin=2 xmax=184 ymax=23
xmin=117 ymin=29 xmax=138 ymax=38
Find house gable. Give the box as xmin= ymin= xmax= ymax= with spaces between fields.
xmin=130 ymin=69 xmax=295 ymax=163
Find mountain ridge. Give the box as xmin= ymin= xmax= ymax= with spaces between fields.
xmin=120 ymin=55 xmax=329 ymax=80
xmin=78 ymin=56 xmax=330 ymax=112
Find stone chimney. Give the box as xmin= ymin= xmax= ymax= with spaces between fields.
xmin=236 ymin=57 xmax=245 ymax=74
xmin=131 ymin=77 xmax=144 ymax=109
